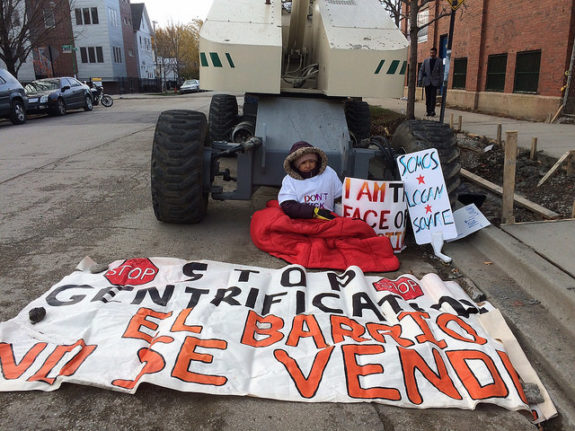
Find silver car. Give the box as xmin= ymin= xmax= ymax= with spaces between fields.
xmin=178 ymin=79 xmax=200 ymax=94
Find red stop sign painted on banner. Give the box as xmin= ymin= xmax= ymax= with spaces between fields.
xmin=372 ymin=276 xmax=424 ymax=300
xmin=105 ymin=258 xmax=159 ymax=286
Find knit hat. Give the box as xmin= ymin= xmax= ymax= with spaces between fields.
xmin=283 ymin=141 xmax=328 ymax=180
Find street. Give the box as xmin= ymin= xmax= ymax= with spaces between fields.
xmin=0 ymin=95 xmax=552 ymax=430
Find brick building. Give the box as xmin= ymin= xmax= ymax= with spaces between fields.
xmin=409 ymin=0 xmax=575 ymax=121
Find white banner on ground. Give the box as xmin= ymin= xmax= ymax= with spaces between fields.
xmin=396 ymin=149 xmax=457 ymax=244
xmin=341 ymin=178 xmax=408 ymax=252
xmin=0 ymin=257 xmax=549 ymax=421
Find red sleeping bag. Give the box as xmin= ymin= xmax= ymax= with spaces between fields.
xmin=250 ymin=200 xmax=399 ymax=272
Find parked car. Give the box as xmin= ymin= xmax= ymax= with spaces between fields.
xmin=178 ymin=79 xmax=200 ymax=94
xmin=0 ymin=68 xmax=28 ymax=125
xmin=25 ymin=77 xmax=93 ymax=115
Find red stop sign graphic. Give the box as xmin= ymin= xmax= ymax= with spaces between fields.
xmin=372 ymin=276 xmax=423 ymax=300
xmin=105 ymin=258 xmax=159 ymax=286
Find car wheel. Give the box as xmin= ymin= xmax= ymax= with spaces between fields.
xmin=151 ymin=110 xmax=210 ymax=223
xmin=83 ymin=95 xmax=93 ymax=111
xmin=9 ymin=100 xmax=26 ymax=125
xmin=53 ymin=98 xmax=66 ymax=116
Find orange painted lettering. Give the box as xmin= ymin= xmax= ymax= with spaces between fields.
xmin=240 ymin=310 xmax=284 ymax=347
xmin=342 ymin=344 xmax=401 ymax=400
xmin=398 ymin=311 xmax=447 ymax=348
xmin=366 ymin=323 xmax=414 ymax=347
xmin=436 ymin=313 xmax=487 ymax=345
xmin=172 ymin=336 xmax=227 ymax=386
xmin=398 ymin=347 xmax=462 ymax=404
xmin=330 ymin=315 xmax=370 ymax=344
xmin=274 ymin=346 xmax=334 ymax=398
xmin=0 ymin=342 xmax=47 ymax=379
xmin=286 ymin=314 xmax=327 ymax=349
xmin=123 ymin=307 xmax=173 ymax=343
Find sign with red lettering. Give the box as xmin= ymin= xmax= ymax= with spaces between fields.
xmin=341 ymin=178 xmax=408 ymax=252
xmin=373 ymin=276 xmax=424 ymax=300
xmin=105 ymin=258 xmax=159 ymax=286
xmin=0 ymin=258 xmax=556 ymax=424
xmin=396 ymin=149 xmax=457 ymax=245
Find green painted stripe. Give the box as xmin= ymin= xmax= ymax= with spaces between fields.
xmin=200 ymin=52 xmax=208 ymax=67
xmin=225 ymin=53 xmax=235 ymax=68
xmin=387 ymin=60 xmax=400 ymax=74
xmin=374 ymin=60 xmax=385 ymax=75
xmin=209 ymin=52 xmax=223 ymax=67
xmin=399 ymin=61 xmax=407 ymax=75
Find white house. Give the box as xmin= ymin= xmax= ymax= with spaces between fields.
xmin=71 ymin=0 xmax=127 ymax=84
xmin=130 ymin=3 xmax=155 ymax=79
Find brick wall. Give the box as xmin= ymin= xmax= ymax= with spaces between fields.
xmin=415 ymin=0 xmax=575 ymax=99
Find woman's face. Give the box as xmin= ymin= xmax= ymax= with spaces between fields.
xmin=298 ymin=158 xmax=317 ymax=173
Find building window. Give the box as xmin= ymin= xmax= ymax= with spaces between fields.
xmin=128 ymin=48 xmax=134 ymax=57
xmin=417 ymin=8 xmax=428 ymax=43
xmin=44 ymin=9 xmax=55 ymax=28
xmin=514 ymin=50 xmax=541 ymax=94
xmin=80 ymin=46 xmax=104 ymax=63
xmin=486 ymin=53 xmax=507 ymax=92
xmin=452 ymin=57 xmax=467 ymax=89
xmin=75 ymin=8 xmax=99 ymax=25
xmin=113 ymin=46 xmax=123 ymax=63
xmin=108 ymin=8 xmax=119 ymax=26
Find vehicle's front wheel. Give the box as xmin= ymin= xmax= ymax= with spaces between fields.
xmin=83 ymin=95 xmax=93 ymax=111
xmin=208 ymin=94 xmax=238 ymax=141
xmin=52 ymin=98 xmax=66 ymax=116
xmin=151 ymin=110 xmax=210 ymax=224
xmin=9 ymin=99 xmax=26 ymax=125
xmin=101 ymin=95 xmax=113 ymax=107
xmin=390 ymin=120 xmax=461 ymax=205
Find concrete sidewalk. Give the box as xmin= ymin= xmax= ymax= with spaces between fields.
xmin=366 ymin=97 xmax=575 ymax=159
xmin=367 ymin=97 xmax=575 ymax=426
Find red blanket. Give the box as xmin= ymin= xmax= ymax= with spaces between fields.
xmin=250 ymin=201 xmax=399 ymax=272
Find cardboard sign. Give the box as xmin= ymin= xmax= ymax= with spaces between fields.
xmin=396 ymin=149 xmax=457 ymax=245
xmin=0 ymin=257 xmax=552 ymax=422
xmin=341 ymin=178 xmax=408 ymax=252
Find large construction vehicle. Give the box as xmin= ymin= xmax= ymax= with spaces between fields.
xmin=150 ymin=0 xmax=460 ymax=223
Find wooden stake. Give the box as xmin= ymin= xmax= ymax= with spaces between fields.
xmin=502 ymin=131 xmax=518 ymax=224
xmin=572 ymin=201 xmax=575 ymax=218
xmin=538 ymin=150 xmax=575 ymax=186
xmin=567 ymin=152 xmax=575 ymax=176
xmin=530 ymin=137 xmax=538 ymax=160
xmin=497 ymin=124 xmax=502 ymax=148
xmin=458 ymin=115 xmax=462 ymax=132
xmin=461 ymin=169 xmax=560 ymax=219
xmin=551 ymin=104 xmax=565 ymax=123
xmin=450 ymin=113 xmax=454 ymax=129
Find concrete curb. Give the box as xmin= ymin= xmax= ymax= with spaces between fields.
xmin=445 ymin=226 xmax=575 ymax=422
xmin=468 ymin=225 xmax=575 ymax=340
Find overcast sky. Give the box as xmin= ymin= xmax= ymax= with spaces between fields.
xmin=141 ymin=0 xmax=214 ymax=27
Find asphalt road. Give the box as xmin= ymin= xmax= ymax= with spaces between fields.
xmin=0 ymin=95 xmax=538 ymax=430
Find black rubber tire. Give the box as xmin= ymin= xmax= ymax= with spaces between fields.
xmin=345 ymin=100 xmax=371 ymax=147
xmin=9 ymin=99 xmax=26 ymax=125
xmin=101 ymin=95 xmax=113 ymax=107
xmin=208 ymin=94 xmax=238 ymax=141
xmin=390 ymin=120 xmax=461 ymax=205
xmin=151 ymin=110 xmax=209 ymax=224
xmin=52 ymin=98 xmax=66 ymax=116
xmin=83 ymin=95 xmax=93 ymax=111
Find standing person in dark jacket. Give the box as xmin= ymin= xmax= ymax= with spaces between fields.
xmin=278 ymin=141 xmax=343 ymax=220
xmin=418 ymin=47 xmax=444 ymax=117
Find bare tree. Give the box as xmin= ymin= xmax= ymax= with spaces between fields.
xmin=380 ymin=0 xmax=451 ymax=119
xmin=0 ymin=0 xmax=74 ymax=78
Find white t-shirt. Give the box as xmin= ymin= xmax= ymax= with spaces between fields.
xmin=278 ymin=166 xmax=343 ymax=211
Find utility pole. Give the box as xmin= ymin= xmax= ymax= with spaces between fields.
xmin=439 ymin=0 xmax=465 ymax=123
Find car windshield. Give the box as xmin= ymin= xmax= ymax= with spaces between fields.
xmin=183 ymin=80 xmax=197 ymax=86
xmin=25 ymin=79 xmax=60 ymax=93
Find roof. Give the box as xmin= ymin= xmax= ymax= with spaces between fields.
xmin=130 ymin=3 xmax=145 ymax=31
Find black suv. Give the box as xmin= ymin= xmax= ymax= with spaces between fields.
xmin=0 ymin=68 xmax=28 ymax=125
